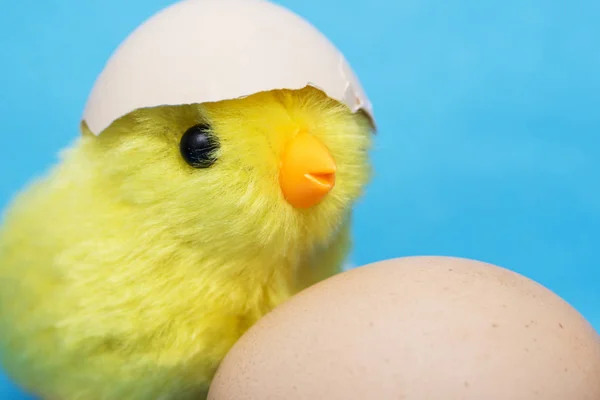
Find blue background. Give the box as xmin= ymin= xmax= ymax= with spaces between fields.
xmin=1 ymin=0 xmax=599 ymax=397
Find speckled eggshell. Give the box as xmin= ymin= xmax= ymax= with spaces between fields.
xmin=208 ymin=256 xmax=600 ymax=400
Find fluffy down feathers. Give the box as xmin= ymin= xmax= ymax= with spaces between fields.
xmin=0 ymin=86 xmax=373 ymax=399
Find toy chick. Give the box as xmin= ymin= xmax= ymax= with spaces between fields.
xmin=0 ymin=0 xmax=376 ymax=399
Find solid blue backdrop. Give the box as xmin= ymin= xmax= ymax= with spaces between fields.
xmin=0 ymin=0 xmax=599 ymax=398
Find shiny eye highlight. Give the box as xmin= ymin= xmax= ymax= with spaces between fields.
xmin=180 ymin=124 xmax=219 ymax=168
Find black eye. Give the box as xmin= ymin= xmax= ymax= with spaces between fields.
xmin=180 ymin=124 xmax=219 ymax=168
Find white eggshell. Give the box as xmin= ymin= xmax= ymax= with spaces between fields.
xmin=82 ymin=0 xmax=374 ymax=136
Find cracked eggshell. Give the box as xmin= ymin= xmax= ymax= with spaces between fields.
xmin=208 ymin=256 xmax=600 ymax=400
xmin=82 ymin=0 xmax=374 ymax=136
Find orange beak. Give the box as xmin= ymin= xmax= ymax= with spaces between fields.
xmin=279 ymin=132 xmax=336 ymax=209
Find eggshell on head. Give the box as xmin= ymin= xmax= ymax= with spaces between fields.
xmin=82 ymin=0 xmax=374 ymax=136
xmin=208 ymin=256 xmax=600 ymax=400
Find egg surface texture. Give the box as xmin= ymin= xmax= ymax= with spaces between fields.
xmin=208 ymin=256 xmax=600 ymax=400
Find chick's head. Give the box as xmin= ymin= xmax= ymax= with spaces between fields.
xmin=82 ymin=86 xmax=373 ymax=256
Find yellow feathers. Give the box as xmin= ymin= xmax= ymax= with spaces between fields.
xmin=0 ymin=87 xmax=373 ymax=399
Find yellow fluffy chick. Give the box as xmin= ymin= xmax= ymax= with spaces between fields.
xmin=0 ymin=86 xmax=373 ymax=400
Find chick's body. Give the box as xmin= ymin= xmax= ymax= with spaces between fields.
xmin=0 ymin=87 xmax=372 ymax=400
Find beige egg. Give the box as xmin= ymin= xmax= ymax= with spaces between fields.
xmin=208 ymin=256 xmax=600 ymax=400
